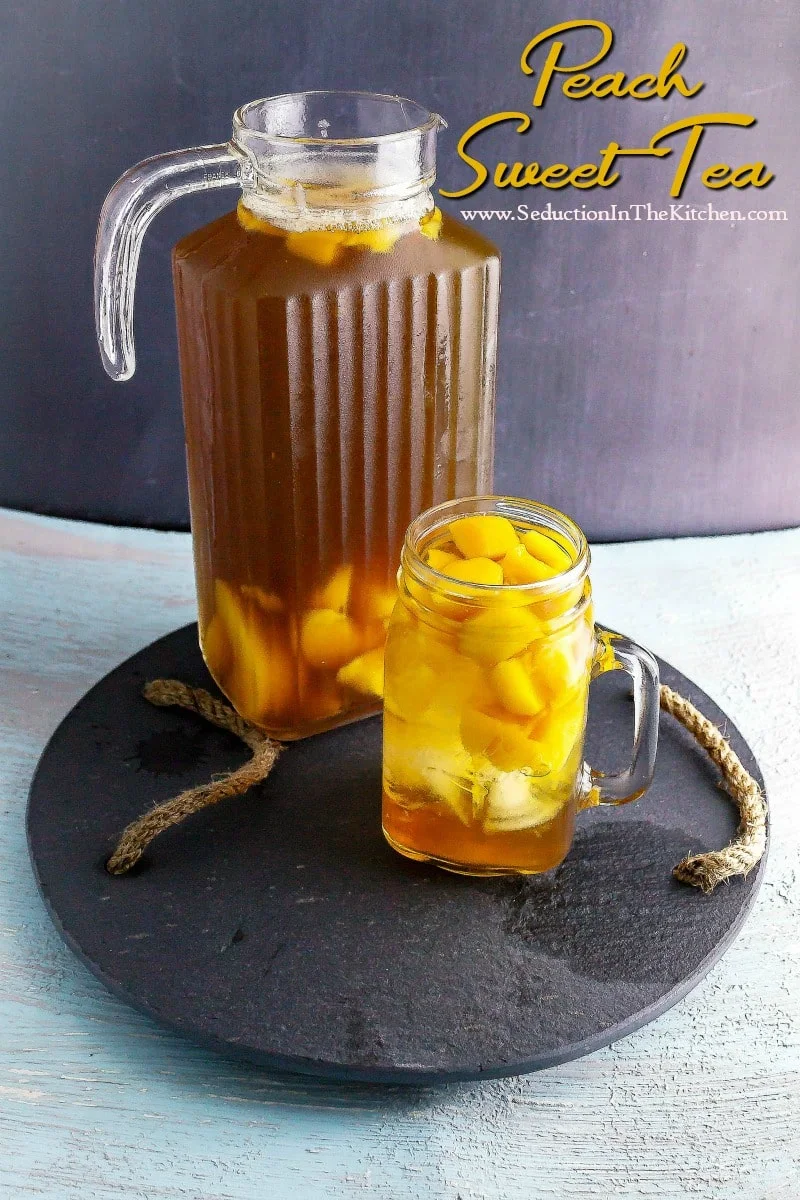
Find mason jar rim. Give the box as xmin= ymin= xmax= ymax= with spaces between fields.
xmin=401 ymin=496 xmax=591 ymax=602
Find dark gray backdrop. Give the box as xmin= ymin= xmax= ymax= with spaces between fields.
xmin=2 ymin=0 xmax=798 ymax=538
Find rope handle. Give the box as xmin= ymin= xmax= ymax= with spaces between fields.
xmin=106 ymin=679 xmax=767 ymax=891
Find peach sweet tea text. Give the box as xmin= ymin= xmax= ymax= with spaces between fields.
xmin=439 ymin=20 xmax=773 ymax=201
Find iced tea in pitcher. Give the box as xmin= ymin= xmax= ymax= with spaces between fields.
xmin=95 ymin=92 xmax=500 ymax=737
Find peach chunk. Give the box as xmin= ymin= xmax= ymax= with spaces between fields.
xmin=312 ymin=564 xmax=353 ymax=612
xmin=361 ymin=583 xmax=399 ymax=624
xmin=501 ymin=543 xmax=560 ymax=585
xmin=419 ymin=207 xmax=443 ymax=240
xmin=336 ymin=647 xmax=385 ymax=698
xmin=240 ymin=583 xmax=284 ymax=614
xmin=520 ymin=528 xmax=572 ymax=572
xmin=385 ymin=629 xmax=480 ymax=725
xmin=201 ymin=612 xmax=232 ymax=674
xmin=344 ymin=226 xmax=402 ymax=253
xmin=426 ymin=547 xmax=460 ymax=572
xmin=533 ymin=585 xmax=588 ymax=623
xmin=446 ymin=556 xmax=504 ymax=586
xmin=213 ymin=580 xmax=295 ymax=722
xmin=489 ymin=659 xmax=547 ymax=718
xmin=236 ymin=202 xmax=284 ymax=236
xmin=449 ymin=514 xmax=519 ymax=561
xmin=300 ymin=608 xmax=362 ymax=669
xmin=285 ymin=230 xmax=345 ymax=266
xmin=530 ymin=633 xmax=587 ymax=698
xmin=461 ymin=706 xmax=546 ymax=773
xmin=529 ymin=701 xmax=586 ymax=772
xmin=458 ymin=605 xmax=542 ymax=665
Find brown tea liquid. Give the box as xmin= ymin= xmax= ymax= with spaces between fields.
xmin=172 ymin=209 xmax=499 ymax=737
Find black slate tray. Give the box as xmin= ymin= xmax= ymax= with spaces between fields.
xmin=27 ymin=624 xmax=767 ymax=1084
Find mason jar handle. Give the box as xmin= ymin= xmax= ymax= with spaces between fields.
xmin=586 ymin=626 xmax=660 ymax=806
xmin=94 ymin=143 xmax=244 ymax=381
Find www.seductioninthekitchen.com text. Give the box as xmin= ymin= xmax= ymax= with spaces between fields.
xmin=459 ymin=202 xmax=787 ymax=223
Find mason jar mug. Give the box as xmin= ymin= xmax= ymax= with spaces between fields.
xmin=382 ymin=497 xmax=660 ymax=875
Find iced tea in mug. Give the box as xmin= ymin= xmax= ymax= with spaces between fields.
xmin=95 ymin=92 xmax=499 ymax=737
xmin=382 ymin=498 xmax=660 ymax=875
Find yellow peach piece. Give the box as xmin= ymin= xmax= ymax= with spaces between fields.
xmin=501 ymin=543 xmax=559 ymax=585
xmin=300 ymin=608 xmax=362 ymax=669
xmin=313 ymin=564 xmax=353 ymax=613
xmin=530 ymin=704 xmax=586 ymax=772
xmin=285 ymin=230 xmax=344 ymax=266
xmin=419 ymin=207 xmax=443 ymax=240
xmin=212 ymin=581 xmax=295 ymax=722
xmin=446 ymin=557 xmax=504 ymax=586
xmin=240 ymin=583 xmax=284 ymax=614
xmin=520 ymin=528 xmax=573 ymax=572
xmin=344 ymin=226 xmax=402 ymax=253
xmin=489 ymin=659 xmax=547 ymax=718
xmin=237 ymin=635 xmax=295 ymax=725
xmin=426 ymin=547 xmax=460 ymax=572
xmin=385 ymin=628 xmax=481 ymax=727
xmin=533 ymin=584 xmax=587 ymax=621
xmin=336 ymin=647 xmax=385 ymax=698
xmin=236 ymin=202 xmax=284 ymax=236
xmin=201 ymin=612 xmax=232 ymax=674
xmin=449 ymin=514 xmax=519 ymax=561
xmin=458 ymin=605 xmax=542 ymax=665
xmin=361 ymin=583 xmax=398 ymax=624
xmin=385 ymin=656 xmax=440 ymax=720
xmin=405 ymin=574 xmax=470 ymax=623
xmin=461 ymin=706 xmax=545 ymax=774
xmin=531 ymin=635 xmax=587 ymax=698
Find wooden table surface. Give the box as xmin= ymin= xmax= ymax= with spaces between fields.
xmin=1 ymin=507 xmax=798 ymax=1199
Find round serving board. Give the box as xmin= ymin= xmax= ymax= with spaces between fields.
xmin=27 ymin=625 xmax=766 ymax=1084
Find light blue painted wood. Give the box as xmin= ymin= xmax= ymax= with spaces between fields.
xmin=1 ymin=508 xmax=798 ymax=1199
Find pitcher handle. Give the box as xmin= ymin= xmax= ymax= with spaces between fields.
xmin=585 ymin=626 xmax=660 ymax=806
xmin=94 ymin=143 xmax=243 ymax=380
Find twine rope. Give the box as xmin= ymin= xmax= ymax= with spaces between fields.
xmin=659 ymin=683 xmax=767 ymax=893
xmin=106 ymin=681 xmax=281 ymax=875
xmin=106 ymin=678 xmax=766 ymax=892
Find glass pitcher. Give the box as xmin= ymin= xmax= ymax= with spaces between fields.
xmin=94 ymin=91 xmax=500 ymax=739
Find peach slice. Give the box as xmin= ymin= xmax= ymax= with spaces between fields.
xmin=361 ymin=583 xmax=399 ymax=624
xmin=489 ymin=659 xmax=547 ymax=718
xmin=426 ymin=547 xmax=460 ymax=572
xmin=446 ymin=557 xmax=504 ymax=586
xmin=312 ymin=565 xmax=353 ymax=613
xmin=458 ymin=605 xmax=542 ymax=665
xmin=419 ymin=207 xmax=443 ymax=241
xmin=461 ymin=706 xmax=546 ymax=774
xmin=240 ymin=583 xmax=285 ymax=614
xmin=529 ymin=702 xmax=586 ymax=772
xmin=449 ymin=514 xmax=519 ymax=561
xmin=236 ymin=202 xmax=284 ymax=236
xmin=336 ymin=647 xmax=385 ymax=698
xmin=285 ymin=230 xmax=345 ymax=266
xmin=212 ymin=580 xmax=295 ymax=723
xmin=501 ymin=543 xmax=559 ymax=585
xmin=343 ymin=226 xmax=403 ymax=254
xmin=520 ymin=528 xmax=573 ymax=572
xmin=300 ymin=608 xmax=362 ymax=669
